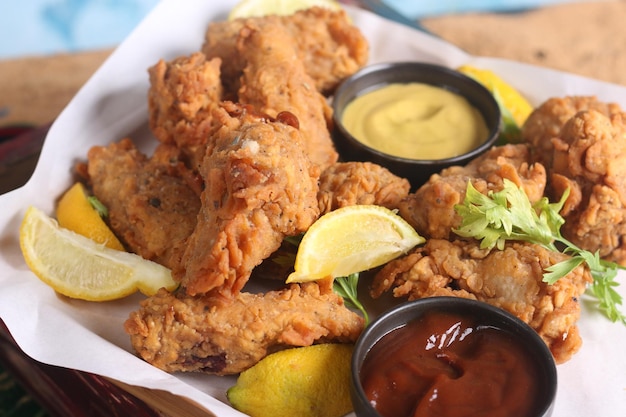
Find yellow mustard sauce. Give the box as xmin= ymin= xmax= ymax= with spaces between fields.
xmin=341 ymin=83 xmax=489 ymax=160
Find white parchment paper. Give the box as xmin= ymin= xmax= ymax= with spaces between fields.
xmin=1 ymin=1 xmax=625 ymax=415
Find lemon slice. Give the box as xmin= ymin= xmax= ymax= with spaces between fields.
xmin=287 ymin=205 xmax=424 ymax=283
xmin=19 ymin=206 xmax=177 ymax=301
xmin=229 ymin=0 xmax=342 ymax=20
xmin=227 ymin=344 xmax=353 ymax=417
xmin=56 ymin=182 xmax=124 ymax=250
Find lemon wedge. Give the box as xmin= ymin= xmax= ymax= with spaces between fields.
xmin=227 ymin=344 xmax=353 ymax=417
xmin=56 ymin=182 xmax=124 ymax=251
xmin=229 ymin=0 xmax=342 ymax=20
xmin=19 ymin=206 xmax=177 ymax=301
xmin=458 ymin=65 xmax=533 ymax=142
xmin=287 ymin=205 xmax=424 ymax=283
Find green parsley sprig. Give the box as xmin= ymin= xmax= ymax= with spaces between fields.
xmin=453 ymin=179 xmax=626 ymax=324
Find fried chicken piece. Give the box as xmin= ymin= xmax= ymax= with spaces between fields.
xmin=317 ymin=161 xmax=411 ymax=214
xmin=147 ymin=52 xmax=223 ymax=169
xmin=371 ymin=239 xmax=592 ymax=363
xmin=85 ymin=139 xmax=201 ymax=268
xmin=202 ymin=7 xmax=369 ymax=96
xmin=398 ymin=144 xmax=546 ymax=240
xmin=521 ymin=96 xmax=622 ymax=168
xmin=236 ymin=22 xmax=338 ymax=171
xmin=124 ymin=282 xmax=364 ymax=375
xmin=173 ymin=105 xmax=320 ymax=296
xmin=549 ymin=109 xmax=626 ymax=264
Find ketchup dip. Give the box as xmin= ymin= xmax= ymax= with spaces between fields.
xmin=352 ymin=298 xmax=557 ymax=417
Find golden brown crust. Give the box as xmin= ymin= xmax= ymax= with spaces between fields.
xmin=398 ymin=144 xmax=546 ymax=240
xmin=172 ymin=107 xmax=320 ymax=296
xmin=124 ymin=283 xmax=364 ymax=375
xmin=371 ymin=239 xmax=591 ymax=363
xmin=317 ymin=161 xmax=411 ymax=214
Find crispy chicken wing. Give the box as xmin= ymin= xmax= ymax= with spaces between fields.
xmin=236 ymin=22 xmax=338 ymax=171
xmin=549 ymin=109 xmax=626 ymax=264
xmin=398 ymin=144 xmax=546 ymax=240
xmin=371 ymin=239 xmax=592 ymax=363
xmin=201 ymin=7 xmax=368 ymax=96
xmin=147 ymin=52 xmax=223 ymax=169
xmin=85 ymin=139 xmax=201 ymax=269
xmin=173 ymin=105 xmax=320 ymax=296
xmin=317 ymin=161 xmax=411 ymax=214
xmin=124 ymin=282 xmax=364 ymax=375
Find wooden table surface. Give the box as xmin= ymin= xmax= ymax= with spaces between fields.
xmin=0 ymin=0 xmax=624 ymax=129
xmin=0 ymin=0 xmax=625 ymax=415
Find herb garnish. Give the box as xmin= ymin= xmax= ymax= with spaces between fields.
xmin=278 ymin=235 xmax=369 ymax=324
xmin=88 ymin=196 xmax=109 ymax=218
xmin=333 ymin=273 xmax=369 ymax=325
xmin=454 ymin=179 xmax=626 ymax=324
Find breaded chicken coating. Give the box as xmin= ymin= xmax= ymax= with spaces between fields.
xmin=398 ymin=144 xmax=546 ymax=240
xmin=125 ymin=282 xmax=364 ymax=375
xmin=172 ymin=105 xmax=320 ymax=296
xmin=521 ymin=95 xmax=622 ymax=168
xmin=85 ymin=139 xmax=201 ymax=269
xmin=371 ymin=239 xmax=592 ymax=364
xmin=202 ymin=7 xmax=369 ymax=96
xmin=317 ymin=161 xmax=411 ymax=214
xmin=147 ymin=52 xmax=223 ymax=169
xmin=549 ymin=109 xmax=626 ymax=264
xmin=236 ymin=22 xmax=338 ymax=171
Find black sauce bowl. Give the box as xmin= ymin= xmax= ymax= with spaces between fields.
xmin=351 ymin=297 xmax=557 ymax=417
xmin=332 ymin=62 xmax=501 ymax=189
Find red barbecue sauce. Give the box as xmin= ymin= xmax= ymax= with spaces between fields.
xmin=360 ymin=311 xmax=544 ymax=417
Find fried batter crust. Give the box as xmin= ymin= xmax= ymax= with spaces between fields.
xmin=124 ymin=283 xmax=364 ymax=375
xmin=398 ymin=144 xmax=546 ymax=240
xmin=371 ymin=239 xmax=592 ymax=363
xmin=86 ymin=138 xmax=201 ymax=268
xmin=550 ymin=110 xmax=626 ymax=264
xmin=147 ymin=52 xmax=223 ymax=169
xmin=173 ymin=107 xmax=320 ymax=296
xmin=202 ymin=7 xmax=368 ymax=96
xmin=317 ymin=161 xmax=411 ymax=214
xmin=521 ymin=95 xmax=622 ymax=168
xmin=236 ymin=22 xmax=338 ymax=171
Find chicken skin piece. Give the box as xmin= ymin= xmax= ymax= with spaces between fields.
xmin=236 ymin=22 xmax=338 ymax=171
xmin=202 ymin=7 xmax=369 ymax=96
xmin=173 ymin=106 xmax=320 ymax=296
xmin=317 ymin=161 xmax=411 ymax=215
xmin=147 ymin=52 xmax=223 ymax=169
xmin=371 ymin=239 xmax=592 ymax=364
xmin=124 ymin=282 xmax=365 ymax=375
xmin=398 ymin=144 xmax=547 ymax=240
xmin=521 ymin=96 xmax=622 ymax=168
xmin=85 ymin=139 xmax=201 ymax=269
xmin=549 ymin=110 xmax=626 ymax=265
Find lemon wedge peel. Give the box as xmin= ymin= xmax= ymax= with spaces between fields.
xmin=286 ymin=205 xmax=425 ymax=283
xmin=56 ymin=182 xmax=125 ymax=251
xmin=457 ymin=65 xmax=534 ymax=143
xmin=227 ymin=343 xmax=353 ymax=417
xmin=19 ymin=206 xmax=177 ymax=301
xmin=228 ymin=0 xmax=343 ymax=20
